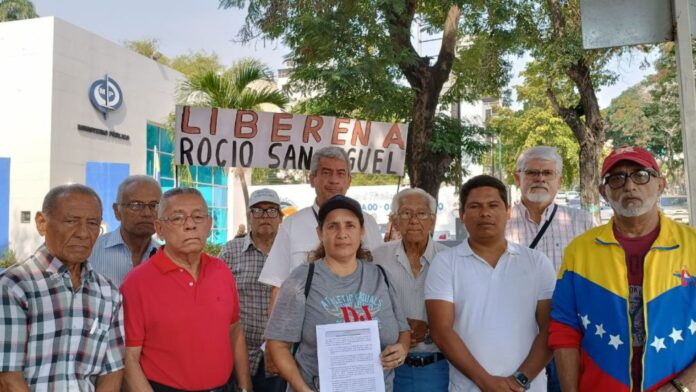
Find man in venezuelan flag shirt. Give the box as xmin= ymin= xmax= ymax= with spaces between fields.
xmin=549 ymin=146 xmax=696 ymax=391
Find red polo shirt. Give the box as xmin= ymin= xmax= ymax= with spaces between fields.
xmin=121 ymin=247 xmax=240 ymax=390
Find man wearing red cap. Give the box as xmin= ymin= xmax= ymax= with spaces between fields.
xmin=549 ymin=146 xmax=696 ymax=391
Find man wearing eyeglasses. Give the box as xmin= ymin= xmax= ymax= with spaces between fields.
xmin=120 ymin=188 xmax=253 ymax=392
xmin=91 ymin=175 xmax=162 ymax=286
xmin=506 ymin=146 xmax=596 ymax=391
xmin=549 ymin=146 xmax=696 ymax=392
xmin=507 ymin=146 xmax=596 ymax=273
xmin=373 ymin=188 xmax=449 ymax=391
xmin=219 ymin=188 xmax=287 ymax=392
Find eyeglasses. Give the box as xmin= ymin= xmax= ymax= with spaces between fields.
xmin=521 ymin=169 xmax=557 ymax=179
xmin=603 ymin=168 xmax=658 ymax=189
xmin=120 ymin=201 xmax=159 ymax=212
xmin=398 ymin=210 xmax=433 ymax=221
xmin=250 ymin=207 xmax=280 ymax=218
xmin=159 ymin=213 xmax=209 ymax=226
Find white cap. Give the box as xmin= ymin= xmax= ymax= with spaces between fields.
xmin=249 ymin=188 xmax=280 ymax=208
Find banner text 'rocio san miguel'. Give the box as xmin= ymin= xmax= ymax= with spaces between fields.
xmin=174 ymin=106 xmax=409 ymax=176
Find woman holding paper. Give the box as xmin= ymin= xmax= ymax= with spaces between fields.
xmin=265 ymin=195 xmax=411 ymax=392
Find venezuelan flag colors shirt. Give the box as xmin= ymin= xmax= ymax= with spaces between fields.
xmin=549 ymin=214 xmax=696 ymax=391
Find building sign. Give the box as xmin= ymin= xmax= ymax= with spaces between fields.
xmin=77 ymin=124 xmax=130 ymax=141
xmin=174 ymin=106 xmax=409 ymax=175
xmin=88 ymin=75 xmax=123 ymax=118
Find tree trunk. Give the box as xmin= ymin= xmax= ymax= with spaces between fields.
xmin=545 ymin=0 xmax=604 ymax=219
xmin=235 ymin=167 xmax=250 ymax=211
xmin=382 ymin=2 xmax=460 ymax=200
xmin=578 ymin=138 xmax=601 ymax=214
xmin=407 ymin=86 xmax=451 ymax=198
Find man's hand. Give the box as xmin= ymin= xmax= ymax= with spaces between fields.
xmin=479 ymin=375 xmax=525 ymax=392
xmin=264 ymin=343 xmax=280 ymax=375
xmin=407 ymin=318 xmax=427 ymax=347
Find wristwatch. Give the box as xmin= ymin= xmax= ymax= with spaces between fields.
xmin=513 ymin=371 xmax=531 ymax=390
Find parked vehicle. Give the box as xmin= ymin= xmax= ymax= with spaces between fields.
xmin=660 ymin=195 xmax=689 ymax=224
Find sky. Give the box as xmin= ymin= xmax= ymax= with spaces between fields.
xmin=33 ymin=0 xmax=291 ymax=70
xmin=32 ymin=0 xmax=653 ymax=109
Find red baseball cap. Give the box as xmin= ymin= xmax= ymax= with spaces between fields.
xmin=601 ymin=146 xmax=660 ymax=177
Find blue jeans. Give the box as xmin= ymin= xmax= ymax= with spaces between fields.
xmin=547 ymin=359 xmax=561 ymax=392
xmin=394 ymin=352 xmax=449 ymax=392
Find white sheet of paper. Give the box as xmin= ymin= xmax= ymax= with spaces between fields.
xmin=316 ymin=320 xmax=385 ymax=392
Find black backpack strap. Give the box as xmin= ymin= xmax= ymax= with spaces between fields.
xmin=304 ymin=262 xmax=315 ymax=298
xmin=529 ymin=204 xmax=558 ymax=249
xmin=376 ymin=264 xmax=390 ymax=288
xmin=293 ymin=263 xmax=315 ymax=355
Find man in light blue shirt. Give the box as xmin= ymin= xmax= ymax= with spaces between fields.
xmin=90 ymin=175 xmax=161 ymax=286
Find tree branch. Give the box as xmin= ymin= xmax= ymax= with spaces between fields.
xmin=432 ymin=5 xmax=461 ymax=89
xmin=565 ymin=60 xmax=603 ymax=132
xmin=546 ymin=87 xmax=586 ymax=142
xmin=382 ymin=0 xmax=428 ymax=91
xmin=546 ymin=0 xmax=565 ymax=35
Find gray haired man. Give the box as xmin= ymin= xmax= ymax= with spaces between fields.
xmin=90 ymin=175 xmax=161 ymax=286
xmin=505 ymin=146 xmax=595 ymax=392
xmin=506 ymin=146 xmax=595 ymax=272
xmin=0 ymin=184 xmax=125 ymax=390
xmin=259 ymin=146 xmax=382 ymax=292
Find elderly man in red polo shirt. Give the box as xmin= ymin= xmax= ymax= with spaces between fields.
xmin=121 ymin=188 xmax=253 ymax=392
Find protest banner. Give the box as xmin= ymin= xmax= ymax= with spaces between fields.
xmin=174 ymin=106 xmax=409 ymax=175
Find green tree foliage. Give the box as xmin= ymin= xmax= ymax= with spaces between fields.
xmin=490 ymin=107 xmax=579 ymax=185
xmin=429 ymin=114 xmax=491 ymax=190
xmin=0 ymin=0 xmax=37 ymax=22
xmin=488 ymin=60 xmax=580 ymax=187
xmin=517 ymin=0 xmax=626 ymax=213
xmin=177 ymin=58 xmax=289 ymax=207
xmin=178 ymin=58 xmax=288 ymax=110
xmin=604 ymin=43 xmax=686 ymax=193
xmin=124 ymin=39 xmax=169 ymax=63
xmin=170 ymin=51 xmax=223 ymax=77
xmin=124 ymin=39 xmax=224 ymax=78
xmin=220 ymin=0 xmax=522 ymax=199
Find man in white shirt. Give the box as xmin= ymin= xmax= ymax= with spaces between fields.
xmin=373 ymin=188 xmax=449 ymax=391
xmin=258 ymin=146 xmax=382 ymax=304
xmin=425 ymin=175 xmax=555 ymax=392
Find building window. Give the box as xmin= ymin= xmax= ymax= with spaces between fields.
xmin=146 ymin=123 xmax=228 ymax=244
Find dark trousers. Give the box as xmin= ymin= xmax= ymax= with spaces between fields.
xmin=252 ymin=355 xmax=287 ymax=392
xmin=547 ymin=359 xmax=561 ymax=392
xmin=230 ymin=354 xmax=287 ymax=392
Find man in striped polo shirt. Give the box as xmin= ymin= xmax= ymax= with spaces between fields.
xmin=506 ymin=146 xmax=596 ymax=392
xmin=91 ymin=175 xmax=161 ymax=286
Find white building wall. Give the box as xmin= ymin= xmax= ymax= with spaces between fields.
xmin=50 ymin=18 xmax=183 ymax=186
xmin=0 ymin=18 xmax=55 ymax=257
xmin=0 ymin=17 xmax=184 ymax=258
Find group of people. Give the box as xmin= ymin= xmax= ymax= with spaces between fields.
xmin=0 ymin=144 xmax=695 ymax=392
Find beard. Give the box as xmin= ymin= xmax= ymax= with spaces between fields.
xmin=525 ymin=187 xmax=553 ymax=204
xmin=608 ymin=192 xmax=659 ymax=218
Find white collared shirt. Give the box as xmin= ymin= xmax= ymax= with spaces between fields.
xmin=506 ymin=201 xmax=596 ymax=273
xmin=424 ymin=240 xmax=556 ymax=392
xmin=258 ymin=203 xmax=383 ymax=287
xmin=373 ymin=238 xmax=448 ymax=352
